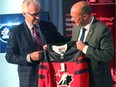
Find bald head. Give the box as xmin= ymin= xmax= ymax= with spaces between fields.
xmin=71 ymin=1 xmax=91 ymax=15
xmin=70 ymin=1 xmax=92 ymax=26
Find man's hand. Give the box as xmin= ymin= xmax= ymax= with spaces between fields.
xmin=76 ymin=41 xmax=85 ymax=51
xmin=43 ymin=44 xmax=48 ymax=50
xmin=30 ymin=51 xmax=43 ymax=61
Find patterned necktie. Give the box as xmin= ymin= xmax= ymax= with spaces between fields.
xmin=80 ymin=28 xmax=86 ymax=42
xmin=33 ymin=25 xmax=43 ymax=50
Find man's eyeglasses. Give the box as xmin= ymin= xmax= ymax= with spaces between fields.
xmin=27 ymin=12 xmax=41 ymax=17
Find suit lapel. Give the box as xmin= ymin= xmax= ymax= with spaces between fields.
xmin=85 ymin=18 xmax=97 ymax=42
xmin=38 ymin=22 xmax=47 ymax=45
xmin=85 ymin=26 xmax=94 ymax=42
xmin=23 ymin=22 xmax=35 ymax=49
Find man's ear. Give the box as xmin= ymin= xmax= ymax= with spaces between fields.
xmin=83 ymin=13 xmax=88 ymax=20
xmin=22 ymin=12 xmax=26 ymax=17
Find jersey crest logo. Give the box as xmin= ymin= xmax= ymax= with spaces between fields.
xmin=54 ymin=63 xmax=74 ymax=87
xmin=58 ymin=72 xmax=73 ymax=87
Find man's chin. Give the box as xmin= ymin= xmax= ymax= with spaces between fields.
xmin=76 ymin=23 xmax=82 ymax=27
xmin=34 ymin=20 xmax=40 ymax=25
xmin=76 ymin=23 xmax=79 ymax=27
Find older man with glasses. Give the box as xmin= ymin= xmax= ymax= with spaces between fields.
xmin=5 ymin=0 xmax=69 ymax=87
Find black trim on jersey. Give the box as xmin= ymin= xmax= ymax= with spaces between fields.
xmin=42 ymin=41 xmax=85 ymax=62
xmin=39 ymin=65 xmax=47 ymax=69
xmin=74 ymin=68 xmax=89 ymax=75
xmin=38 ymin=74 xmax=45 ymax=79
xmin=77 ymin=58 xmax=88 ymax=63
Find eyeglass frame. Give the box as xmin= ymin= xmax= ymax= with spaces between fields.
xmin=26 ymin=12 xmax=41 ymax=17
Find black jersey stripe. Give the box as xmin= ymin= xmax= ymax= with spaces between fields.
xmin=77 ymin=58 xmax=88 ymax=63
xmin=39 ymin=65 xmax=47 ymax=69
xmin=38 ymin=74 xmax=45 ymax=79
xmin=74 ymin=68 xmax=89 ymax=75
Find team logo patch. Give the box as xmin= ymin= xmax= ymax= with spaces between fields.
xmin=54 ymin=63 xmax=74 ymax=87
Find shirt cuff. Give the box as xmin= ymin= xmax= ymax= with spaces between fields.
xmin=83 ymin=45 xmax=88 ymax=54
xmin=26 ymin=54 xmax=32 ymax=63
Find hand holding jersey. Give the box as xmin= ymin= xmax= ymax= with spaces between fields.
xmin=30 ymin=51 xmax=43 ymax=61
xmin=76 ymin=41 xmax=86 ymax=51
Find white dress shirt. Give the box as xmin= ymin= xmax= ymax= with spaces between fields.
xmin=78 ymin=16 xmax=94 ymax=54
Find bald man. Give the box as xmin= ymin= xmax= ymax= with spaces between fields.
xmin=70 ymin=1 xmax=114 ymax=87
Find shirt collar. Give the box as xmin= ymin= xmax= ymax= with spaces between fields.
xmin=25 ymin=20 xmax=39 ymax=30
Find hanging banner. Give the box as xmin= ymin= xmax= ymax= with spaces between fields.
xmin=62 ymin=0 xmax=78 ymax=39
xmin=62 ymin=0 xmax=115 ymax=86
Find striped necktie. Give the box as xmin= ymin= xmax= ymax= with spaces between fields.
xmin=80 ymin=28 xmax=86 ymax=42
xmin=33 ymin=25 xmax=43 ymax=50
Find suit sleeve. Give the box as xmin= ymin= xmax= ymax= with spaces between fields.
xmin=5 ymin=29 xmax=30 ymax=65
xmin=86 ymin=27 xmax=114 ymax=63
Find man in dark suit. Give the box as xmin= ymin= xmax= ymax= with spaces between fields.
xmin=5 ymin=0 xmax=68 ymax=87
xmin=70 ymin=1 xmax=114 ymax=87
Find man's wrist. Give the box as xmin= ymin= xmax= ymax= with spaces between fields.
xmin=83 ymin=45 xmax=88 ymax=54
xmin=26 ymin=54 xmax=32 ymax=63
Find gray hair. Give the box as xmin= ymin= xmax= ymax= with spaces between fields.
xmin=21 ymin=0 xmax=40 ymax=12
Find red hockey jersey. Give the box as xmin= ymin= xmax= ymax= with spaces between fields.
xmin=38 ymin=41 xmax=89 ymax=87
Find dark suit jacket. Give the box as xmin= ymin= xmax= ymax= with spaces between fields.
xmin=5 ymin=21 xmax=68 ymax=87
xmin=71 ymin=17 xmax=114 ymax=87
